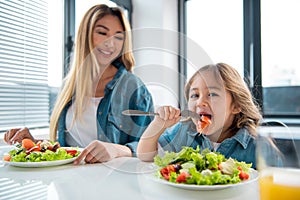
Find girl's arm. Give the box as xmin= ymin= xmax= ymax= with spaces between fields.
xmin=137 ymin=106 xmax=181 ymax=161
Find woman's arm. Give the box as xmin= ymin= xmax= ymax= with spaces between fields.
xmin=4 ymin=127 xmax=37 ymax=144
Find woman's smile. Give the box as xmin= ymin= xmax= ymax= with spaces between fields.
xmin=97 ymin=47 xmax=114 ymax=56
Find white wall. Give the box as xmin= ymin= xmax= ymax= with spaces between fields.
xmin=131 ymin=0 xmax=180 ymax=108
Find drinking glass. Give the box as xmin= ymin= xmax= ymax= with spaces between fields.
xmin=256 ymin=126 xmax=300 ymax=200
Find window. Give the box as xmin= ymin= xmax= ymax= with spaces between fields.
xmin=261 ymin=0 xmax=300 ymax=118
xmin=0 ymin=0 xmax=63 ymax=132
xmin=0 ymin=0 xmax=49 ymax=131
xmin=185 ymin=0 xmax=300 ymax=122
xmin=186 ymin=0 xmax=244 ymax=80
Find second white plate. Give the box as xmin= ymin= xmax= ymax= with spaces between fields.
xmin=146 ymin=165 xmax=259 ymax=191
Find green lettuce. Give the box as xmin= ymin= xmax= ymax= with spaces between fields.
xmin=7 ymin=147 xmax=79 ymax=162
xmin=154 ymin=146 xmax=252 ymax=185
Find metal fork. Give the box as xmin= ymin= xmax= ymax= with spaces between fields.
xmin=121 ymin=109 xmax=200 ymax=120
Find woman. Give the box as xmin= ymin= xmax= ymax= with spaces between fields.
xmin=137 ymin=63 xmax=261 ymax=168
xmin=4 ymin=4 xmax=154 ymax=164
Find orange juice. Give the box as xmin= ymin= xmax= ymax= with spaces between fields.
xmin=259 ymin=168 xmax=300 ymax=200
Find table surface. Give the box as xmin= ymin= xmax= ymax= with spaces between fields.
xmin=0 ymin=146 xmax=260 ymax=200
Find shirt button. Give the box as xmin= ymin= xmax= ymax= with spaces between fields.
xmin=119 ymin=125 xmax=123 ymax=128
xmin=99 ymin=112 xmax=102 ymax=115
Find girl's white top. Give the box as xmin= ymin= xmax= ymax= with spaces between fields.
xmin=211 ymin=141 xmax=221 ymax=151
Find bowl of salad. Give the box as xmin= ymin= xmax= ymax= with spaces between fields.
xmin=2 ymin=139 xmax=81 ymax=167
xmin=149 ymin=146 xmax=258 ymax=190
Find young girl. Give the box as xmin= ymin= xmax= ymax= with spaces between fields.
xmin=137 ymin=63 xmax=262 ymax=168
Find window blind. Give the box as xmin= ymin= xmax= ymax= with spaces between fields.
xmin=0 ymin=0 xmax=49 ymax=132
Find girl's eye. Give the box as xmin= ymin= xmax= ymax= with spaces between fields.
xmin=208 ymin=92 xmax=218 ymax=97
xmin=190 ymin=93 xmax=199 ymax=99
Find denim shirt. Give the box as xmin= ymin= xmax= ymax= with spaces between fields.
xmin=158 ymin=120 xmax=257 ymax=168
xmin=57 ymin=61 xmax=154 ymax=156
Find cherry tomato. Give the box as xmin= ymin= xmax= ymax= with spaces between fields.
xmin=160 ymin=164 xmax=180 ymax=181
xmin=65 ymin=149 xmax=77 ymax=156
xmin=176 ymin=172 xmax=190 ymax=183
xmin=3 ymin=155 xmax=11 ymax=162
xmin=239 ymin=171 xmax=250 ymax=180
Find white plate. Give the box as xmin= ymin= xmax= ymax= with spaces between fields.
xmin=3 ymin=147 xmax=81 ymax=168
xmin=146 ymin=165 xmax=259 ymax=191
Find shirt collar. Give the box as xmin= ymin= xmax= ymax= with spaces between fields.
xmin=194 ymin=127 xmax=253 ymax=149
xmin=231 ymin=128 xmax=253 ymax=149
xmin=105 ymin=60 xmax=127 ymax=91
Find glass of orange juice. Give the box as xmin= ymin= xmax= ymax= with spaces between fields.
xmin=256 ymin=126 xmax=300 ymax=200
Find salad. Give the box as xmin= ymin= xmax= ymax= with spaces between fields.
xmin=3 ymin=139 xmax=80 ymax=162
xmin=154 ymin=146 xmax=252 ymax=185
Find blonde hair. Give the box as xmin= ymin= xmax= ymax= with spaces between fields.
xmin=185 ymin=63 xmax=262 ymax=136
xmin=50 ymin=4 xmax=135 ymax=141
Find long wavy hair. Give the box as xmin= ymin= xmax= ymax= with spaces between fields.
xmin=50 ymin=4 xmax=134 ymax=141
xmin=184 ymin=63 xmax=262 ymax=136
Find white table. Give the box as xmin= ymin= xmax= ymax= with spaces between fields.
xmin=0 ymin=146 xmax=260 ymax=200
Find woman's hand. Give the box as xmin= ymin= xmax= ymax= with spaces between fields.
xmin=73 ymin=140 xmax=132 ymax=164
xmin=4 ymin=127 xmax=35 ymax=145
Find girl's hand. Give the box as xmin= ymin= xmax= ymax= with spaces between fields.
xmin=137 ymin=106 xmax=181 ymax=162
xmin=4 ymin=127 xmax=35 ymax=145
xmin=73 ymin=140 xmax=131 ymax=164
xmin=154 ymin=106 xmax=181 ymax=129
